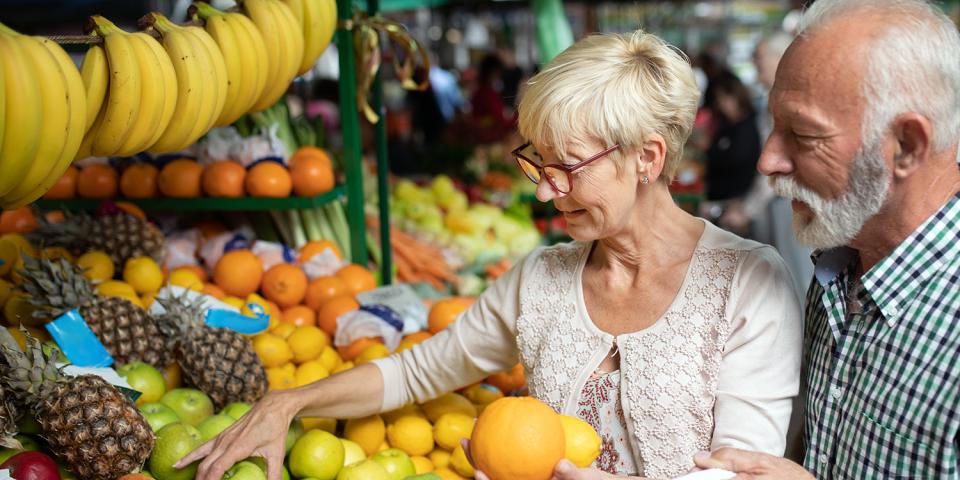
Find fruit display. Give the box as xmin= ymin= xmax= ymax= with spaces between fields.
xmin=30 ymin=210 xmax=165 ymax=270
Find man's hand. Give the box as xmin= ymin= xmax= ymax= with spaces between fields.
xmin=694 ymin=449 xmax=814 ymax=480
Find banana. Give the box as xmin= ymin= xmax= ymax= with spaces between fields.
xmin=113 ymin=32 xmax=169 ymax=157
xmin=186 ymin=26 xmax=228 ymax=135
xmin=146 ymin=13 xmax=212 ymax=154
xmin=179 ymin=25 xmax=226 ymax=144
xmin=246 ymin=0 xmax=300 ymax=112
xmin=140 ymin=32 xmax=179 ymax=152
xmin=0 ymin=32 xmax=42 ymax=198
xmin=291 ymin=0 xmax=336 ymax=76
xmin=273 ymin=0 xmax=305 ymax=81
xmin=2 ymin=37 xmax=87 ymax=209
xmin=79 ymin=45 xmax=108 ymax=134
xmin=0 ymin=32 xmax=5 ymax=157
xmin=228 ymin=12 xmax=270 ymax=120
xmin=89 ymin=16 xmax=142 ymax=156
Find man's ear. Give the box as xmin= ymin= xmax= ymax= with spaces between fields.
xmin=890 ymin=112 xmax=933 ymax=179
xmin=638 ymin=134 xmax=668 ymax=182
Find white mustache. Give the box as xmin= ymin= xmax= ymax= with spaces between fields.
xmin=769 ymin=175 xmax=827 ymax=208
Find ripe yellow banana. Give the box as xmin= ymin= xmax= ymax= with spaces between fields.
xmin=113 ymin=32 xmax=169 ymax=157
xmin=246 ymin=0 xmax=302 ymax=112
xmin=140 ymin=31 xmax=179 ymax=152
xmin=273 ymin=0 xmax=305 ymax=80
xmin=79 ymin=45 xmax=108 ymax=134
xmin=146 ymin=13 xmax=212 ymax=154
xmin=89 ymin=16 xmax=142 ymax=157
xmin=0 ymin=33 xmax=5 ymax=158
xmin=2 ymin=37 xmax=87 ymax=209
xmin=228 ymin=12 xmax=270 ymax=120
xmin=290 ymin=0 xmax=336 ymax=75
xmin=0 ymin=32 xmax=42 ymax=198
xmin=186 ymin=26 xmax=228 ymax=136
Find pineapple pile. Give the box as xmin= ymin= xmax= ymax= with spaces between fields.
xmin=17 ymin=255 xmax=171 ymax=368
xmin=0 ymin=329 xmax=153 ymax=480
xmin=30 ymin=210 xmax=165 ymax=270
xmin=0 ymin=361 xmax=20 ymax=449
xmin=156 ymin=292 xmax=268 ymax=409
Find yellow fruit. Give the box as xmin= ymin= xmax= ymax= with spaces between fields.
xmin=428 ymin=448 xmax=451 ymax=469
xmin=344 ymin=414 xmax=385 ymax=456
xmin=422 ymin=393 xmax=477 ymax=423
xmin=434 ymin=467 xmax=467 ymax=480
xmin=377 ymin=441 xmax=391 ymax=452
xmin=222 ymin=296 xmax=245 ymax=309
xmin=559 ymin=415 xmax=601 ymax=468
xmin=463 ymin=384 xmax=504 ymax=406
xmin=3 ymin=294 xmax=40 ymax=326
xmin=470 ymin=397 xmax=565 ymax=480
xmin=168 ymin=268 xmax=203 ymax=291
xmin=5 ymin=327 xmax=46 ymax=350
xmin=96 ymin=280 xmax=139 ymax=298
xmin=317 ymin=345 xmax=341 ymax=372
xmin=141 ymin=291 xmax=157 ymax=308
xmin=0 ymin=240 xmax=18 ymax=278
xmin=294 ymin=360 xmax=329 ymax=387
xmin=281 ymin=362 xmax=297 ymax=376
xmin=266 ymin=365 xmax=296 ymax=390
xmin=272 ymin=322 xmax=297 ymax=339
xmin=411 ymin=455 xmax=434 ymax=474
xmin=433 ymin=413 xmax=475 ymax=451
xmin=301 ymin=417 xmax=337 ymax=434
xmin=383 ymin=403 xmax=427 ymax=424
xmin=253 ymin=333 xmax=294 ymax=368
xmin=355 ymin=343 xmax=390 ymax=365
xmin=450 ymin=443 xmax=475 ymax=478
xmin=0 ymin=278 xmax=14 ymax=307
xmin=123 ymin=256 xmax=164 ymax=294
xmin=386 ymin=415 xmax=434 ymax=456
xmin=287 ymin=326 xmax=328 ymax=363
xmin=242 ymin=292 xmax=270 ymax=317
xmin=332 ymin=361 xmax=353 ymax=374
xmin=77 ymin=250 xmax=114 ymax=282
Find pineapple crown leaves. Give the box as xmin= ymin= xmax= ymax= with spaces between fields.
xmin=155 ymin=290 xmax=209 ymax=340
xmin=0 ymin=328 xmax=63 ymax=409
xmin=17 ymin=255 xmax=96 ymax=318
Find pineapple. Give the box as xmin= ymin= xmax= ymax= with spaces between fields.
xmin=0 ymin=330 xmax=153 ymax=480
xmin=31 ymin=211 xmax=165 ymax=269
xmin=17 ymin=256 xmax=171 ymax=369
xmin=157 ymin=293 xmax=268 ymax=409
xmin=0 ymin=349 xmax=21 ymax=449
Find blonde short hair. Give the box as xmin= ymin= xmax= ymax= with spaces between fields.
xmin=518 ymin=30 xmax=700 ymax=181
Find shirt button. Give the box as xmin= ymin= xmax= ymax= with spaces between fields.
xmin=819 ymin=454 xmax=829 ymax=464
xmin=830 ymin=385 xmax=843 ymax=400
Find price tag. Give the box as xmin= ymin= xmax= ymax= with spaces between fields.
xmin=357 ymin=283 xmax=428 ymax=331
xmin=61 ymin=364 xmax=141 ymax=403
xmin=44 ymin=309 xmax=113 ymax=368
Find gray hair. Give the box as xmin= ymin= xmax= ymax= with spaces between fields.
xmin=799 ymin=0 xmax=960 ymax=152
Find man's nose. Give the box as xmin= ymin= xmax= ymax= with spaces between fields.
xmin=758 ymin=133 xmax=794 ymax=177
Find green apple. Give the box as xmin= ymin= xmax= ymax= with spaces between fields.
xmin=12 ymin=434 xmax=40 ymax=451
xmin=223 ymin=461 xmax=266 ymax=480
xmin=160 ymin=389 xmax=214 ymax=427
xmin=289 ymin=430 xmax=344 ymax=480
xmin=284 ymin=418 xmax=304 ymax=455
xmin=370 ymin=449 xmax=415 ymax=480
xmin=403 ymin=474 xmax=441 ymax=480
xmin=140 ymin=402 xmax=181 ymax=433
xmin=335 ymin=459 xmax=390 ymax=480
xmin=220 ymin=402 xmax=252 ymax=420
xmin=247 ymin=458 xmax=290 ymax=480
xmin=117 ymin=361 xmax=167 ymax=406
xmin=196 ymin=414 xmax=236 ymax=442
xmin=149 ymin=423 xmax=203 ymax=480
xmin=339 ymin=439 xmax=366 ymax=467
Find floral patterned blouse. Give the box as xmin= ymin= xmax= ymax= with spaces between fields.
xmin=577 ymin=369 xmax=640 ymax=476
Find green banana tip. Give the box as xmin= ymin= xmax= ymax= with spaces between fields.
xmin=0 ymin=22 xmax=17 ymax=35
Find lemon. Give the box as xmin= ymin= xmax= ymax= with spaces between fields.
xmin=168 ymin=268 xmax=202 ymax=291
xmin=301 ymin=417 xmax=338 ymax=434
xmin=332 ymin=361 xmax=354 ymax=374
xmin=432 ymin=413 xmax=475 ymax=451
xmin=77 ymin=250 xmax=114 ymax=283
xmin=422 ymin=393 xmax=477 ymax=423
xmin=272 ymin=323 xmax=297 ymax=339
xmin=281 ymin=362 xmax=296 ymax=376
xmin=463 ymin=384 xmax=504 ymax=406
xmin=434 ymin=467 xmax=467 ymax=480
xmin=383 ymin=403 xmax=427 ymax=424
xmin=222 ymin=296 xmax=245 ymax=309
xmin=411 ymin=455 xmax=434 ymax=474
xmin=294 ymin=360 xmax=330 ymax=387
xmin=355 ymin=343 xmax=391 ymax=365
xmin=559 ymin=414 xmax=602 ymax=467
xmin=124 ymin=257 xmax=164 ymax=294
xmin=0 ymin=238 xmax=21 ymax=277
xmin=253 ymin=333 xmax=294 ymax=368
xmin=266 ymin=365 xmax=296 ymax=390
xmin=317 ymin=346 xmax=341 ymax=372
xmin=428 ymin=449 xmax=451 ymax=469
xmin=344 ymin=414 xmax=385 ymax=456
xmin=386 ymin=415 xmax=434 ymax=456
xmin=449 ymin=443 xmax=475 ymax=478
xmin=96 ymin=280 xmax=139 ymax=298
xmin=287 ymin=326 xmax=328 ymax=363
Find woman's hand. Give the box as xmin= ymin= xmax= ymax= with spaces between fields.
xmin=461 ymin=440 xmax=640 ymax=480
xmin=176 ymin=390 xmax=302 ymax=480
xmin=693 ymin=449 xmax=814 ymax=479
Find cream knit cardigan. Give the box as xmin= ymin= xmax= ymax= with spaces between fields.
xmin=374 ymin=222 xmax=802 ymax=478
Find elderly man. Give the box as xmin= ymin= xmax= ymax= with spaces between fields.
xmin=695 ymin=0 xmax=960 ymax=478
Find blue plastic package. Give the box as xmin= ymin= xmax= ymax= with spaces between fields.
xmin=45 ymin=309 xmax=114 ymax=368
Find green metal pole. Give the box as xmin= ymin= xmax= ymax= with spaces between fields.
xmin=337 ymin=0 xmax=369 ymax=265
xmin=367 ymin=0 xmax=393 ymax=285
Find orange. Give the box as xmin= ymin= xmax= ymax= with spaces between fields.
xmin=261 ymin=263 xmax=308 ymax=308
xmin=299 ymin=240 xmax=342 ymax=263
xmin=245 ymin=162 xmax=292 ymax=198
xmin=290 ymin=155 xmax=335 ymax=197
xmin=289 ymin=146 xmax=332 ymax=170
xmin=119 ymin=163 xmax=160 ymax=198
xmin=44 ymin=211 xmax=65 ymax=224
xmin=201 ymin=283 xmax=226 ymax=299
xmin=486 ymin=364 xmax=526 ymax=394
xmin=337 ymin=336 xmax=382 ymax=362
xmin=0 ymin=208 xmax=37 ymax=234
xmin=428 ymin=298 xmax=472 ymax=334
xmin=266 ymin=300 xmax=283 ymax=321
xmin=470 ymin=397 xmax=565 ymax=480
xmin=404 ymin=331 xmax=433 ymax=344
xmin=317 ymin=295 xmax=359 ymax=336
xmin=115 ymin=201 xmax=147 ymax=221
xmin=180 ymin=265 xmax=208 ymax=282
xmin=213 ymin=250 xmax=263 ymax=298
xmin=157 ymin=158 xmax=203 ymax=198
xmin=336 ymin=264 xmax=377 ymax=295
xmin=42 ymin=165 xmax=78 ymax=199
xmin=282 ymin=305 xmax=316 ymax=327
xmin=304 ymin=275 xmax=350 ymax=311
xmin=202 ymin=160 xmax=247 ymax=198
xmin=76 ymin=164 xmax=118 ymax=199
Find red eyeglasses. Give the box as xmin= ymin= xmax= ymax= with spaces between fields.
xmin=511 ymin=142 xmax=621 ymax=194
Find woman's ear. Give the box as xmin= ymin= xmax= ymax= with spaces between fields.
xmin=637 ymin=134 xmax=667 ymax=183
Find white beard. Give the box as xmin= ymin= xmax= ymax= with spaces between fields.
xmin=770 ymin=140 xmax=891 ymax=250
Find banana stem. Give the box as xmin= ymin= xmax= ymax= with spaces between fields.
xmin=87 ymin=15 xmax=124 ymax=36
xmin=190 ymin=2 xmax=223 ymax=21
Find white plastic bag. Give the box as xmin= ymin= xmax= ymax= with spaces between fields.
xmin=163 ymin=229 xmax=201 ymax=271
xmin=252 ymin=240 xmax=296 ymax=271
xmin=334 ymin=305 xmax=407 ymax=352
xmin=301 ymin=248 xmax=347 ymax=279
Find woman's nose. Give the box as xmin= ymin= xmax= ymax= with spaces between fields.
xmin=535 ymin=176 xmax=562 ymax=202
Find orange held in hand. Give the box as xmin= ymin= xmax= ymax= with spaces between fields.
xmin=213 ymin=249 xmax=263 ymax=298
xmin=202 ymin=160 xmax=247 ymax=198
xmin=120 ymin=163 xmax=160 ymax=198
xmin=77 ymin=164 xmax=118 ymax=199
xmin=470 ymin=397 xmax=566 ymax=480
xmin=261 ymin=263 xmax=308 ymax=308
xmin=246 ymin=161 xmax=292 ymax=197
xmin=158 ymin=158 xmax=203 ymax=198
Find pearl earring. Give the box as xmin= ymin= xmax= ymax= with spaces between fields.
xmin=642 ymin=176 xmax=649 ymax=184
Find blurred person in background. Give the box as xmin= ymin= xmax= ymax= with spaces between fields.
xmin=468 ymin=52 xmax=516 ymax=144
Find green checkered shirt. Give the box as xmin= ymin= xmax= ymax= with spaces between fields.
xmin=803 ymin=192 xmax=960 ymax=478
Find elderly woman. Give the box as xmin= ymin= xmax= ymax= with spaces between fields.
xmin=182 ymin=30 xmax=801 ymax=480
